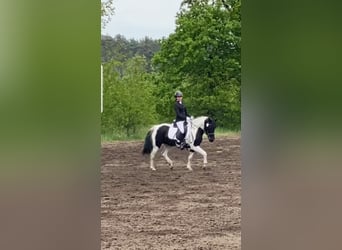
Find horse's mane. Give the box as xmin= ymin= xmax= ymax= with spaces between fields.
xmin=192 ymin=116 xmax=208 ymax=120
xmin=191 ymin=116 xmax=209 ymax=125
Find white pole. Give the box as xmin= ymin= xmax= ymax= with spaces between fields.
xmin=101 ymin=64 xmax=103 ymax=113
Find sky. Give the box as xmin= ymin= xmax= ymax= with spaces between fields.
xmin=101 ymin=0 xmax=183 ymax=40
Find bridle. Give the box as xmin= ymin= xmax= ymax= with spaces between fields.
xmin=206 ymin=132 xmax=215 ymax=137
xmin=205 ymin=125 xmax=215 ymax=137
xmin=190 ymin=119 xmax=214 ymax=137
xmin=204 ymin=119 xmax=215 ymax=137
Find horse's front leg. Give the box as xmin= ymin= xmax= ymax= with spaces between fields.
xmin=191 ymin=146 xmax=208 ymax=169
xmin=187 ymin=151 xmax=194 ymax=171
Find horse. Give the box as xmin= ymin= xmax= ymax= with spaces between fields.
xmin=142 ymin=116 xmax=216 ymax=171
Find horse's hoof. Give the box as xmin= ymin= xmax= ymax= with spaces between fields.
xmin=150 ymin=167 xmax=156 ymax=171
xmin=187 ymin=166 xmax=193 ymax=171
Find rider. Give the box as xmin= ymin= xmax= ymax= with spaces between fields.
xmin=174 ymin=90 xmax=191 ymax=150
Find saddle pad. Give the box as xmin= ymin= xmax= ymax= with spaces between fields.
xmin=167 ymin=125 xmax=177 ymax=140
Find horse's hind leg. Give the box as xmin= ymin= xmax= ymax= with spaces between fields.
xmin=150 ymin=147 xmax=159 ymax=171
xmin=162 ymin=147 xmax=173 ymax=169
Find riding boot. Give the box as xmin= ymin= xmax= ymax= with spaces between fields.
xmin=175 ymin=130 xmax=185 ymax=149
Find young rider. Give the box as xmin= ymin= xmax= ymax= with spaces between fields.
xmin=174 ymin=90 xmax=191 ymax=150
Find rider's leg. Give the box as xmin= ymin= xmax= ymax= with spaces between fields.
xmin=176 ymin=123 xmax=188 ymax=149
xmin=175 ymin=130 xmax=185 ymax=148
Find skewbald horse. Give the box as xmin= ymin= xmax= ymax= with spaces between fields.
xmin=142 ymin=116 xmax=216 ymax=171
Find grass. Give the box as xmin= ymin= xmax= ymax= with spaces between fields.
xmin=101 ymin=126 xmax=240 ymax=142
xmin=214 ymin=127 xmax=241 ymax=138
xmin=101 ymin=126 xmax=151 ymax=142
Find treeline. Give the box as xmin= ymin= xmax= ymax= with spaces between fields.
xmin=101 ymin=0 xmax=241 ymax=138
xmin=101 ymin=35 xmax=160 ymax=72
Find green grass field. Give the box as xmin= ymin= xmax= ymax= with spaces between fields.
xmin=101 ymin=127 xmax=240 ymax=142
xmin=214 ymin=127 xmax=241 ymax=138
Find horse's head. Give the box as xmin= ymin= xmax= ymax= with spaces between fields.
xmin=204 ymin=117 xmax=216 ymax=142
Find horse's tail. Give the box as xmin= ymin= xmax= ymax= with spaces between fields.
xmin=142 ymin=128 xmax=153 ymax=155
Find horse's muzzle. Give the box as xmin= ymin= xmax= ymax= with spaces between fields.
xmin=209 ymin=137 xmax=215 ymax=142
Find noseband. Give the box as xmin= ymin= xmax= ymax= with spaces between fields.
xmin=204 ymin=123 xmax=215 ymax=137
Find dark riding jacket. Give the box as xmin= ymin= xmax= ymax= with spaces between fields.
xmin=174 ymin=101 xmax=190 ymax=122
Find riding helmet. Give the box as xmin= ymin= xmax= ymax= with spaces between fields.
xmin=174 ymin=90 xmax=183 ymax=97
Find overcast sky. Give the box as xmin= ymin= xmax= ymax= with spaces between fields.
xmin=101 ymin=0 xmax=183 ymax=40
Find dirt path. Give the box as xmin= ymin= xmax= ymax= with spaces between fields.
xmin=101 ymin=136 xmax=241 ymax=249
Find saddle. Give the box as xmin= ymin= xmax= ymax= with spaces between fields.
xmin=168 ymin=120 xmax=191 ymax=145
xmin=167 ymin=121 xmax=179 ymax=140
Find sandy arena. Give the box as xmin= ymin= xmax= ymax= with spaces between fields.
xmin=101 ymin=136 xmax=241 ymax=249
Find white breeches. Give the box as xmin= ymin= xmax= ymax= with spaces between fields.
xmin=176 ymin=121 xmax=185 ymax=133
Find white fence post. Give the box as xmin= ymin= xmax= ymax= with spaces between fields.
xmin=101 ymin=64 xmax=103 ymax=113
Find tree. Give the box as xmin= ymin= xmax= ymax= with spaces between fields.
xmin=152 ymin=0 xmax=241 ymax=128
xmin=101 ymin=56 xmax=157 ymax=137
xmin=101 ymin=0 xmax=115 ymax=28
xmin=101 ymin=35 xmax=161 ymax=72
xmin=101 ymin=35 xmax=131 ymax=63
